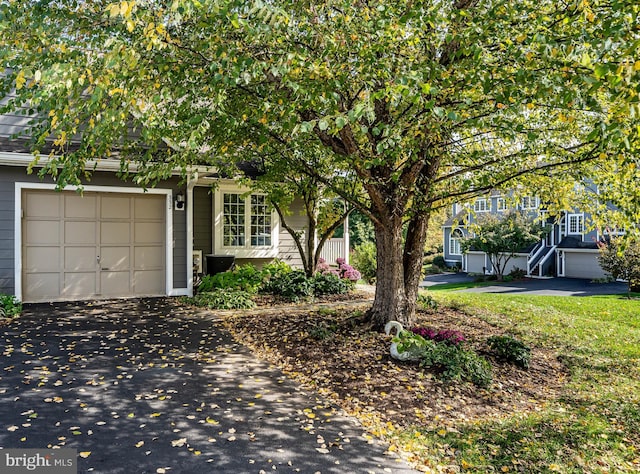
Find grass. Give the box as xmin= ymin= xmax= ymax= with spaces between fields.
xmin=397 ymin=292 xmax=640 ymax=473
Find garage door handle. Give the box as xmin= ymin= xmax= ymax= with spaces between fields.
xmin=101 ymin=268 xmax=110 ymax=271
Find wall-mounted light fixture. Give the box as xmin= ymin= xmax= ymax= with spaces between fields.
xmin=174 ymin=191 xmax=185 ymax=211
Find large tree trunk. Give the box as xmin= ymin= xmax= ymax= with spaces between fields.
xmin=368 ymin=211 xmax=430 ymax=329
xmin=369 ymin=218 xmax=409 ymax=328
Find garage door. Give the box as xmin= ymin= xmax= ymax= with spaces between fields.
xmin=22 ymin=190 xmax=166 ymax=302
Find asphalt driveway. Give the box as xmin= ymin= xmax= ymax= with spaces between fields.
xmin=0 ymin=299 xmax=416 ymax=473
xmin=422 ymin=273 xmax=628 ymax=296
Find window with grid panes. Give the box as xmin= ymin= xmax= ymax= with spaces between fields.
xmin=223 ymin=193 xmax=246 ymax=246
xmin=250 ymin=195 xmax=272 ymax=246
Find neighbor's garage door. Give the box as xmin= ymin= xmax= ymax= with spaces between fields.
xmin=22 ymin=190 xmax=166 ymax=302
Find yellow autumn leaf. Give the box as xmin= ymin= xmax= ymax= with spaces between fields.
xmin=15 ymin=70 xmax=26 ymax=90
xmin=205 ymin=417 xmax=218 ymax=425
xmin=79 ymin=452 xmax=91 ymax=458
xmin=109 ymin=3 xmax=120 ymax=17
xmin=135 ymin=441 xmax=144 ymax=448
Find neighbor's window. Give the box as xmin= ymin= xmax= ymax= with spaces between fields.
xmin=567 ymin=213 xmax=584 ymax=235
xmin=496 ymin=197 xmax=507 ymax=211
xmin=474 ymin=198 xmax=488 ymax=213
xmin=520 ymin=195 xmax=539 ymax=210
xmin=449 ymin=229 xmax=464 ymax=255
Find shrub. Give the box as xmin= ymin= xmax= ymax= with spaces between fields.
xmin=262 ymin=270 xmax=314 ymax=301
xmin=197 ymin=264 xmax=263 ymax=294
xmin=411 ymin=326 xmax=465 ymax=346
xmin=261 ymin=259 xmax=293 ymax=281
xmin=487 ymin=335 xmax=531 ymax=369
xmin=417 ymin=293 xmax=439 ymax=311
xmin=336 ymin=258 xmax=362 ymax=282
xmin=351 ymin=242 xmax=377 ymax=284
xmin=432 ymin=255 xmax=447 ymax=269
xmin=312 ymin=272 xmax=353 ymax=295
xmin=509 ymin=267 xmax=527 ymax=280
xmin=421 ymin=343 xmax=492 ymax=387
xmin=0 ymin=294 xmax=21 ymax=318
xmin=189 ymin=289 xmax=256 ymax=310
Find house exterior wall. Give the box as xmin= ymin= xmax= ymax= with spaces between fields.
xmin=0 ymin=165 xmax=188 ymax=298
xmin=503 ymin=254 xmax=528 ymax=275
xmin=0 ymin=168 xmax=15 ymax=294
xmin=193 ymin=186 xmax=213 ymax=273
xmin=563 ymin=251 xmax=607 ymax=279
xmin=443 ymin=227 xmax=464 ymax=266
xmin=276 ymin=197 xmax=306 ymax=268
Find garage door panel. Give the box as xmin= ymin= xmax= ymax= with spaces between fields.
xmin=101 ymin=196 xmax=131 ymax=219
xmin=100 ymin=247 xmax=130 ymax=271
xmin=63 ymin=273 xmax=96 ymax=296
xmin=64 ymin=247 xmax=96 ymax=271
xmin=65 ymin=194 xmax=97 ymax=219
xmin=135 ymin=222 xmax=164 ymax=244
xmin=135 ymin=196 xmax=165 ymax=219
xmin=24 ymin=273 xmax=60 ymax=300
xmin=134 ymin=270 xmax=164 ymax=294
xmin=25 ymin=247 xmax=60 ymax=272
xmin=25 ymin=221 xmax=60 ymax=245
xmin=101 ymin=271 xmax=131 ymax=296
xmin=65 ymin=221 xmax=96 ymax=244
xmin=23 ymin=190 xmax=166 ymax=302
xmin=134 ymin=246 xmax=163 ymax=270
xmin=25 ymin=192 xmax=60 ymax=218
xmin=101 ymin=222 xmax=130 ymax=244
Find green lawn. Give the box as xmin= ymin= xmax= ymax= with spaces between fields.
xmin=402 ymin=292 xmax=640 ymax=473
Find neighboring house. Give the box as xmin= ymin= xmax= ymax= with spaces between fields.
xmin=0 ymin=111 xmax=319 ymax=303
xmin=442 ymin=191 xmax=613 ymax=280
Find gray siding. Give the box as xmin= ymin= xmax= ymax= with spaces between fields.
xmin=193 ymin=186 xmax=212 ymax=273
xmin=0 ymin=167 xmax=16 ymax=294
xmin=0 ymin=164 xmax=187 ymax=297
xmin=564 ymin=251 xmax=606 ymax=279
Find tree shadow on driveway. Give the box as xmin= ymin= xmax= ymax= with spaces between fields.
xmin=0 ymin=298 xmax=416 ymax=473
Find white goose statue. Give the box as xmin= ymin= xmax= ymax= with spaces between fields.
xmin=384 ymin=321 xmax=422 ymax=362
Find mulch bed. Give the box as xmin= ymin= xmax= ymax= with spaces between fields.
xmin=223 ymin=298 xmax=568 ymax=431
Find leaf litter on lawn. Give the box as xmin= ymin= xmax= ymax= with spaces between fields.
xmin=222 ymin=301 xmax=568 ymax=433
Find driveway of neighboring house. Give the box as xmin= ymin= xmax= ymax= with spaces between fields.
xmin=422 ymin=273 xmax=628 ymax=297
xmin=0 ymin=299 xmax=417 ymax=474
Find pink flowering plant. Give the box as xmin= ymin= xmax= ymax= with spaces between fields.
xmin=316 ymin=258 xmax=362 ymax=282
xmin=411 ymin=327 xmax=466 ymax=346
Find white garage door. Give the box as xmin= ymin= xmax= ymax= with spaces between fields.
xmin=22 ymin=190 xmax=166 ymax=302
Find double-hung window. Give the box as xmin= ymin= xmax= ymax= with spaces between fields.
xmin=216 ymin=188 xmax=279 ymax=258
xmin=496 ymin=197 xmax=507 ymax=211
xmin=520 ymin=196 xmax=539 ymax=210
xmin=567 ymin=213 xmax=584 ymax=235
xmin=474 ymin=198 xmax=488 ymax=213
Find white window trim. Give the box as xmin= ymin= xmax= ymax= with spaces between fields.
xmin=214 ymin=184 xmax=279 ymax=258
xmin=567 ymin=213 xmax=584 ymax=236
xmin=474 ymin=198 xmax=489 ymax=213
xmin=449 ymin=229 xmax=463 ymax=256
xmin=520 ymin=195 xmax=539 ymax=210
xmin=496 ymin=197 xmax=507 ymax=211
